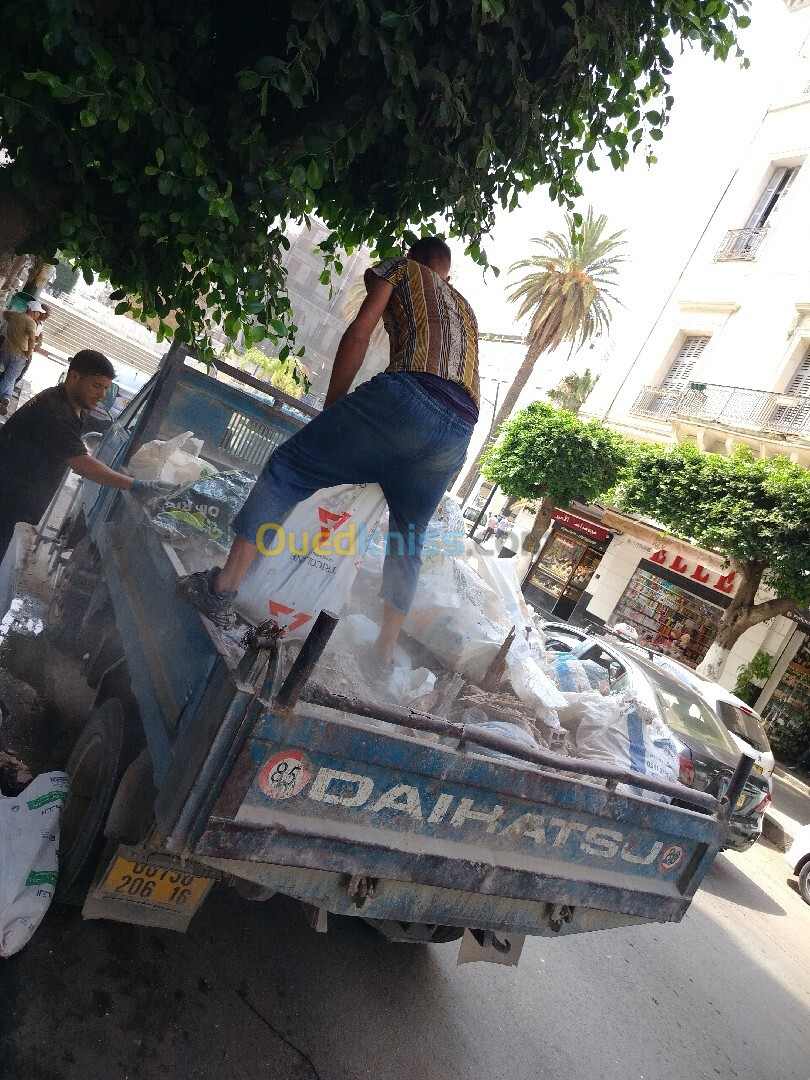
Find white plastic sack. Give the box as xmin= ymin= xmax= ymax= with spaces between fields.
xmin=559 ymin=692 xmax=679 ymax=801
xmin=1 ymin=771 xmax=69 ymax=957
xmin=352 ymin=496 xmax=565 ymax=718
xmin=128 ymin=431 xmax=212 ymax=486
xmin=545 ymin=653 xmax=593 ymax=694
xmin=235 ymin=483 xmax=387 ymax=636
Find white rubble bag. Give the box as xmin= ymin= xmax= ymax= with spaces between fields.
xmin=235 ymin=483 xmax=387 ymax=636
xmin=558 ymin=692 xmax=680 ymax=801
xmin=127 ymin=431 xmax=212 ymax=487
xmin=1 ymin=772 xmax=69 ymax=958
xmin=352 ymin=496 xmax=565 ymax=720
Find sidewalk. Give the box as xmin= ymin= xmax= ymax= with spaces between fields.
xmin=763 ymin=765 xmax=810 ymax=852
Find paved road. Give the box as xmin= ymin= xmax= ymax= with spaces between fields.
xmin=2 ymin=839 xmax=808 ymax=1080
xmin=772 ymin=773 xmax=810 ymax=831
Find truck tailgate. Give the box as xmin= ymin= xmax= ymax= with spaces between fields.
xmin=181 ymin=701 xmax=725 ymax=936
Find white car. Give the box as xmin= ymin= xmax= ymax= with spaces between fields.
xmin=646 ymin=655 xmax=775 ymax=783
xmin=784 ymin=825 xmax=810 ymax=905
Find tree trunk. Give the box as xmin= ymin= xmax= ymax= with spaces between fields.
xmin=23 ymin=257 xmax=53 ymax=295
xmin=0 ymin=253 xmax=30 ymax=308
xmin=523 ymin=494 xmax=555 ymax=554
xmin=695 ymin=561 xmax=794 ymax=681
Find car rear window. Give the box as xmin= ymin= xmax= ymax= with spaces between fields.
xmin=652 ymin=684 xmax=739 ymax=753
xmin=715 ymin=701 xmax=771 ymax=752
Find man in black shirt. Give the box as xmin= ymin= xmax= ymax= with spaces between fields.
xmin=0 ymin=349 xmax=171 ymax=563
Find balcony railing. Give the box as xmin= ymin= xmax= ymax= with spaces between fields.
xmin=631 ymin=382 xmax=810 ymax=437
xmin=715 ymin=226 xmax=769 ymax=261
xmin=629 ymin=386 xmax=683 ymax=420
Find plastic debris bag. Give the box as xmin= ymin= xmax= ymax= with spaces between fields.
xmin=559 ymin=691 xmax=679 ymax=801
xmin=545 ymin=652 xmax=593 ymax=694
xmin=153 ymin=470 xmax=255 ymax=550
xmin=128 ymin=431 xmax=212 ymax=486
xmin=235 ymin=483 xmax=387 ymax=636
xmin=462 ymin=716 xmax=542 ymax=764
xmin=350 ymin=495 xmax=565 ymax=719
xmin=1 ymin=771 xmax=69 ymax=957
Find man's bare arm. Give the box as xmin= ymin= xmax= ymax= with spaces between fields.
xmin=323 ymin=273 xmax=393 ymax=409
xmin=66 ymin=454 xmax=135 ymax=489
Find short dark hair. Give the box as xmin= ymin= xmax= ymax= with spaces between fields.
xmin=407 ymin=236 xmax=451 ymax=268
xmin=68 ymin=349 xmax=116 ymax=380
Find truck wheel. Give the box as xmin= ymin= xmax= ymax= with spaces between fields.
xmin=46 ymin=535 xmax=97 ymax=650
xmin=799 ymin=863 xmax=810 ymax=905
xmin=56 ymin=700 xmax=134 ymax=905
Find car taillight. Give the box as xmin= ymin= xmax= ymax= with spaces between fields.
xmin=678 ymin=752 xmax=695 ymax=787
xmin=754 ymin=793 xmax=772 ymax=814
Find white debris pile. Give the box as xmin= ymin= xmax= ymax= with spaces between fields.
xmin=342 ymin=494 xmax=681 ymax=797
xmin=312 ymin=613 xmax=436 ymax=707
xmin=557 ymin=692 xmax=680 ymax=801
xmin=350 ymin=495 xmax=565 ymax=726
xmin=0 ymin=597 xmax=44 ymax=645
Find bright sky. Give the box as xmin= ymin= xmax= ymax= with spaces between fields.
xmin=451 ymin=0 xmax=801 ymax=405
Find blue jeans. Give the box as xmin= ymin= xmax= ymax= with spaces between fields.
xmin=0 ymin=350 xmax=25 ymax=401
xmin=233 ymin=372 xmax=475 ymax=614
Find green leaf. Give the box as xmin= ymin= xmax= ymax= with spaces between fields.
xmin=237 ymin=70 xmax=262 ymax=91
xmin=306 ymin=159 xmax=323 ymax=189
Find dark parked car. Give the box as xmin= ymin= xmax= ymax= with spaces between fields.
xmin=540 ymin=621 xmax=771 ymax=852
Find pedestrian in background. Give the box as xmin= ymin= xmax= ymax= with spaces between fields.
xmin=483 ymin=513 xmax=498 ymax=541
xmin=0 ymin=300 xmax=45 ymax=415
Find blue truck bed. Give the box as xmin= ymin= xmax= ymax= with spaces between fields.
xmin=50 ymin=347 xmax=750 ymax=957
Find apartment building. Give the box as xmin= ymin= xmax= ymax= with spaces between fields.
xmin=572 ymin=2 xmax=810 ymax=702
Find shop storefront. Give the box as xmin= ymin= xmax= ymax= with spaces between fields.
xmin=607 ymin=558 xmax=733 ymax=667
xmin=761 ymin=612 xmax=810 ymax=724
xmin=581 ymin=511 xmax=798 ymax=691
xmin=523 ymin=510 xmax=613 ymax=620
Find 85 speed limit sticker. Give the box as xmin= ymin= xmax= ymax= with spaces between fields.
xmin=258 ymin=749 xmax=313 ymax=800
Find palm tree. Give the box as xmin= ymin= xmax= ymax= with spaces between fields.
xmin=456 ymin=208 xmax=625 ymax=501
xmin=547 ymin=368 xmax=600 ymax=414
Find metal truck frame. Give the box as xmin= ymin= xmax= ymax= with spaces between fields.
xmin=45 ymin=344 xmax=753 ymax=962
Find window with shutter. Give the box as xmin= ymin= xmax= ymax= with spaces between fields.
xmin=661 ymin=336 xmax=710 ymax=389
xmin=717 ymin=165 xmax=802 ymax=259
xmin=785 ymin=347 xmax=810 ymax=396
xmin=745 ymin=166 xmax=799 ymax=229
xmin=769 ymin=346 xmax=810 ymax=433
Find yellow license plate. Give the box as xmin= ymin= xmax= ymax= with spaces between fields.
xmin=736 ymin=793 xmax=747 ymax=809
xmin=101 ymin=856 xmax=213 ymax=909
xmin=752 ymin=762 xmax=763 ymax=773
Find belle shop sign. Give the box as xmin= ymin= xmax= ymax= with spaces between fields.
xmin=649 ymin=547 xmax=739 ymax=596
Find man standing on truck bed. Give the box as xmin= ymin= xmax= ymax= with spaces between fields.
xmin=0 ymin=349 xmax=172 ymax=564
xmin=179 ymin=236 xmax=480 ymax=664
